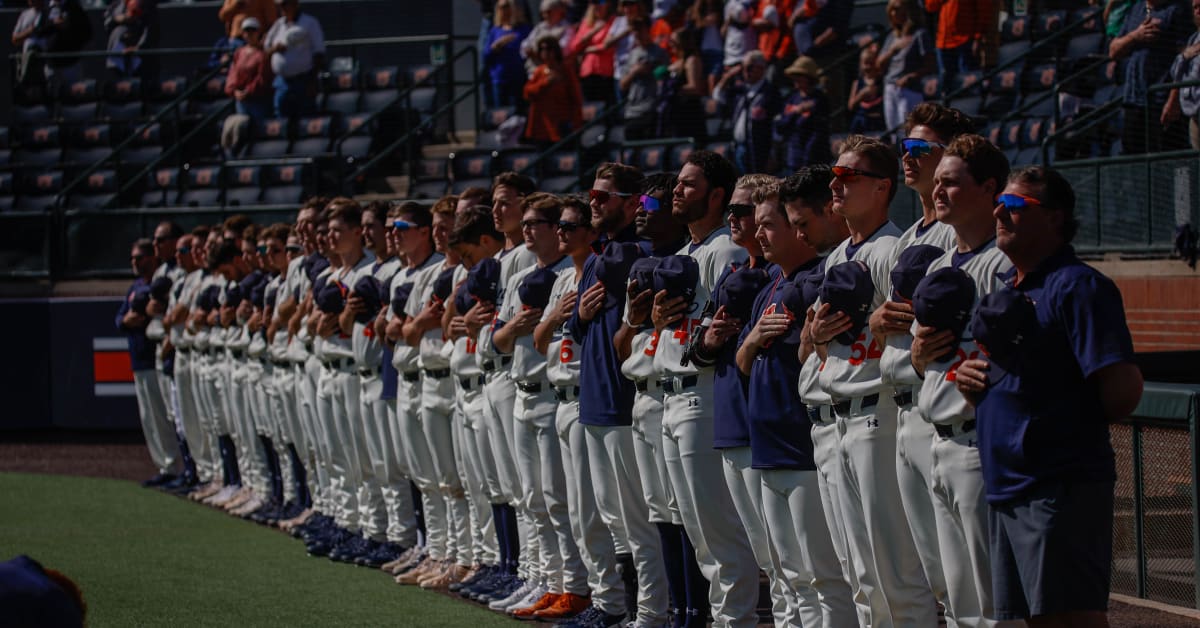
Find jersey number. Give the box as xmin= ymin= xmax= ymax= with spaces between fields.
xmin=848 ymin=333 xmax=883 ymax=366
xmin=945 ymin=349 xmax=980 ymax=382
xmin=465 ymin=338 xmax=477 ymax=355
xmin=672 ymin=318 xmax=703 ymax=346
xmin=643 ymin=331 xmax=660 ymax=357
xmin=559 ymin=338 xmax=574 ymax=363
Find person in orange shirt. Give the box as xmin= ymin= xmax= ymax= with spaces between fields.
xmin=649 ymin=1 xmax=685 ymax=62
xmin=567 ymin=0 xmax=616 ymax=103
xmin=218 ymin=0 xmax=278 ymax=40
xmin=524 ymin=36 xmax=584 ymax=147
xmin=924 ymin=0 xmax=995 ymax=84
xmin=753 ymin=0 xmax=795 ymax=77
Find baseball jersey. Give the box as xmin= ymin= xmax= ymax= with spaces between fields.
xmin=449 ymin=265 xmax=482 ymax=379
xmin=916 ymin=241 xmax=1012 ymax=426
xmin=476 ymin=245 xmax=538 ymax=369
xmin=407 ymin=257 xmax=453 ymax=372
xmin=976 ymin=247 xmax=1133 ymax=503
xmin=498 ymin=256 xmax=572 ymax=384
xmin=545 ymin=267 xmax=584 ymax=389
xmin=322 ymin=253 xmax=375 ymax=362
xmin=743 ymin=259 xmax=823 ymax=469
xmin=652 ymin=226 xmax=750 ymax=379
xmin=351 ymin=256 xmax=402 ymax=370
xmin=879 ymin=220 xmax=957 ymax=389
xmin=169 ymin=268 xmax=205 ymax=351
xmin=817 ymin=221 xmax=903 ymax=400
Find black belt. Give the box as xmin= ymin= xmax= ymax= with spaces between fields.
xmin=634 ymin=378 xmax=663 ymax=393
xmin=893 ymin=388 xmax=914 ymax=407
xmin=359 ymin=367 xmax=381 ymax=377
xmin=832 ymin=393 xmax=880 ymax=417
xmin=272 ymin=360 xmax=289 ymax=368
xmin=459 ymin=374 xmax=486 ymax=391
xmin=304 ymin=341 xmax=314 ymax=353
xmin=935 ymin=420 xmax=977 ymax=439
xmin=807 ymin=405 xmax=834 ymax=426
xmin=555 ymin=385 xmax=580 ymax=401
xmin=323 ymin=357 xmax=355 ymax=371
xmin=424 ymin=367 xmax=451 ymax=379
xmin=177 ymin=347 xmax=191 ymax=355
xmin=516 ymin=381 xmax=543 ymax=394
xmin=481 ymin=356 xmax=513 ymax=372
xmin=401 ymin=370 xmax=420 ymax=383
xmin=660 ymin=375 xmax=699 ymax=394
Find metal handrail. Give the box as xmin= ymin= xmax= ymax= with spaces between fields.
xmin=1040 ymin=96 xmax=1123 ymax=165
xmin=1143 ymin=79 xmax=1200 ymax=156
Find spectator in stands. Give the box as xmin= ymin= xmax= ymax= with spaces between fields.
xmin=848 ymin=44 xmax=886 ymax=133
xmin=723 ymin=0 xmax=758 ymax=70
xmin=1161 ymin=0 xmax=1200 ymax=150
xmin=620 ymin=17 xmax=668 ymax=140
xmin=789 ymin=0 xmax=853 ymax=106
xmin=219 ymin=0 xmax=277 ymax=41
xmin=774 ymin=55 xmax=832 ymax=173
xmin=649 ymin=0 xmax=684 ymax=61
xmin=605 ymin=0 xmax=647 ymax=88
xmin=265 ymin=0 xmax=325 ymax=118
xmin=923 ymin=0 xmax=993 ymax=85
xmin=523 ymin=35 xmax=584 ymax=146
xmin=568 ymin=0 xmax=616 ymax=103
xmin=1105 ymin=0 xmax=1135 ymax=38
xmin=104 ymin=0 xmax=160 ymax=81
xmin=12 ymin=0 xmax=48 ymax=56
xmin=715 ymin=50 xmax=782 ymax=174
xmin=221 ymin=16 xmax=273 ymax=156
xmin=521 ymin=0 xmax=575 ymax=75
xmin=12 ymin=0 xmax=89 ymax=90
xmin=691 ymin=0 xmax=726 ymax=83
xmin=484 ymin=0 xmax=532 ymax=107
xmin=753 ymin=0 xmax=794 ymax=81
xmin=877 ymin=0 xmax=934 ymax=133
xmin=1110 ymin=0 xmax=1193 ymax=154
xmin=658 ymin=27 xmax=708 ymax=141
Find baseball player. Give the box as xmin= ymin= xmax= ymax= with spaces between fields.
xmin=525 ymin=196 xmax=600 ymax=622
xmin=650 ymin=150 xmax=758 ymax=628
xmin=809 ymin=136 xmax=935 ymax=627
xmin=692 ymin=174 xmax=794 ymax=628
xmin=870 ymin=104 xmax=975 ymax=617
xmin=145 ymin=221 xmax=193 ymax=491
xmin=487 ymin=194 xmax=574 ymax=613
xmin=957 ymin=166 xmax=1143 ymax=625
xmin=163 ymin=231 xmax=211 ymax=494
xmin=908 ymin=134 xmax=1013 ymax=626
xmin=737 ymin=181 xmax=858 ymax=628
xmin=203 ymin=236 xmax=251 ymax=509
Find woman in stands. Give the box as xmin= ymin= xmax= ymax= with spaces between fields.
xmin=875 ymin=0 xmax=934 ymax=133
xmin=484 ymin=0 xmax=532 ymax=108
xmin=523 ymin=35 xmax=584 ymax=148
xmin=658 ymin=27 xmax=707 ymax=143
xmin=567 ymin=0 xmax=616 ymax=103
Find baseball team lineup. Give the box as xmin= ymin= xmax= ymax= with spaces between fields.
xmin=118 ymin=101 xmax=1144 ymax=628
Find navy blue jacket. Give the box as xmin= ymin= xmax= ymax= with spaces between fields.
xmin=774 ymin=88 xmax=833 ymax=172
xmin=711 ymin=258 xmax=767 ymax=449
xmin=718 ymin=77 xmax=782 ymax=175
xmin=116 ymin=277 xmax=156 ymax=371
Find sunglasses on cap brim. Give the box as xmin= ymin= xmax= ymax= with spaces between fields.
xmin=996 ymin=193 xmax=1042 ymax=212
xmin=900 ymin=137 xmax=946 ymax=159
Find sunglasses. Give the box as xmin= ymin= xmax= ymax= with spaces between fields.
xmin=391 ymin=220 xmax=418 ymax=231
xmin=521 ymin=218 xmax=556 ymax=229
xmin=639 ymin=194 xmax=662 ymax=213
xmin=589 ymin=188 xmax=633 ymax=204
xmin=256 ymin=245 xmax=268 ymax=254
xmin=152 ymin=235 xmax=175 ymax=243
xmin=131 ymin=254 xmax=148 ymax=261
xmin=996 ymin=193 xmax=1043 ymax=212
xmin=178 ymin=246 xmax=191 ymax=254
xmin=557 ymin=220 xmax=585 ymax=232
xmin=901 ymin=137 xmax=946 ymax=159
xmin=285 ymin=244 xmax=303 ymax=252
xmin=831 ymin=165 xmax=888 ymax=181
xmin=728 ymin=203 xmax=754 ymax=218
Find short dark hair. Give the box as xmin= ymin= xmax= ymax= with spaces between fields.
xmin=190 ymin=225 xmax=211 ymax=242
xmin=840 ymin=135 xmax=899 ymax=203
xmin=395 ymin=200 xmax=433 ymax=227
xmin=156 ymin=221 xmax=183 ymax=239
xmin=450 ymin=205 xmax=502 ymax=246
xmin=325 ymin=197 xmax=363 ymax=227
xmin=208 ymin=240 xmax=241 ymax=269
xmin=904 ymin=103 xmax=976 ymax=141
xmin=944 ymin=134 xmax=1010 ymax=192
xmin=642 ymin=172 xmax=676 ymax=206
xmin=459 ymin=186 xmax=492 ymax=207
xmin=133 ymin=238 xmax=154 ymax=257
xmin=526 ymin=195 xmax=564 ymax=224
xmin=1008 ymin=166 xmax=1078 ymax=243
xmin=362 ymin=200 xmax=390 ymax=224
xmin=684 ymin=150 xmax=737 ymax=207
xmin=241 ymin=223 xmax=261 ymax=243
xmin=263 ymin=223 xmax=291 ymax=242
xmin=223 ymin=214 xmax=253 ymax=238
xmin=494 ymin=171 xmax=537 ymax=197
xmin=779 ymin=164 xmax=834 ymax=213
xmin=595 ymin=162 xmax=644 ymax=195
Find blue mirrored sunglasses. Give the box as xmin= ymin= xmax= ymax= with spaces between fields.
xmin=901 ymin=138 xmax=946 ymax=159
xmin=996 ymin=193 xmax=1042 ymax=212
xmin=639 ymin=194 xmax=662 ymax=212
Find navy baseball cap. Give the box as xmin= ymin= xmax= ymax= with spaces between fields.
xmin=518 ymin=266 xmax=558 ymax=311
xmin=0 ymin=555 xmax=85 ymax=628
xmin=149 ymin=276 xmax=173 ymax=302
xmin=652 ymin=255 xmax=699 ymax=304
xmin=890 ymin=244 xmax=944 ymax=302
xmin=799 ymin=265 xmax=824 ymax=311
xmin=970 ymin=287 xmax=1037 ymax=378
xmin=224 ymin=283 xmax=245 ymax=309
xmin=431 ymin=267 xmax=456 ymax=304
xmin=391 ymin=282 xmax=415 ymax=315
xmin=196 ymin=285 xmax=220 ymax=312
xmin=304 ymin=254 xmax=330 ymax=284
xmin=249 ymin=282 xmax=267 ymax=309
xmin=718 ymin=267 xmax=770 ymax=322
xmin=596 ymin=242 xmax=644 ymax=308
xmin=315 ymin=279 xmax=348 ymax=314
xmin=467 ymin=257 xmax=502 ymax=304
xmin=819 ymin=261 xmax=874 ymax=345
xmin=130 ymin=286 xmax=151 ymax=315
xmin=912 ymin=267 xmax=976 ymax=362
xmin=353 ymin=275 xmax=384 ymax=323
xmin=628 ymin=257 xmax=661 ymax=294
xmin=453 ymin=282 xmax=474 ymax=315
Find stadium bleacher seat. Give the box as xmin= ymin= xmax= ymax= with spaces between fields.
xmin=63 ymin=122 xmax=114 ymax=167
xmin=180 ymin=165 xmax=222 ymax=207
xmin=983 ymin=67 xmax=1021 ymax=118
xmin=920 ymin=75 xmax=942 ymax=101
xmin=1071 ymin=6 xmax=1103 ymax=33
xmin=947 ymin=71 xmax=984 ymax=116
xmin=539 ymin=149 xmax=579 ymax=193
xmin=1034 ymin=10 xmax=1067 ymax=41
xmin=363 ymin=66 xmax=401 ymax=113
xmin=14 ymin=124 xmax=62 ymax=168
xmin=335 ymin=112 xmax=374 ymax=164
xmin=1021 ymin=63 xmax=1059 ymax=117
xmin=292 ymin=115 xmax=334 ymax=156
xmin=631 ymin=144 xmax=667 ymax=172
xmin=263 ymin=163 xmax=308 ymax=205
xmin=0 ymin=170 xmax=14 ymax=212
xmin=58 ymin=79 xmax=100 ymax=123
xmin=705 ymin=141 xmax=732 ymax=161
xmin=140 ymin=167 xmax=178 ymax=208
xmin=225 ymin=164 xmax=263 ymax=206
xmin=0 ymin=127 xmax=10 ymax=167
xmin=103 ymin=77 xmax=143 ymax=122
xmin=409 ymin=156 xmax=449 ymax=199
xmin=118 ymin=121 xmax=168 ymax=166
xmin=68 ymin=169 xmax=118 ymax=210
xmin=449 ymin=148 xmax=494 ymax=193
xmin=147 ymin=76 xmax=188 ymax=116
xmin=478 ymin=106 xmax=517 ymax=149
xmin=603 ymin=124 xmax=627 ymax=147
xmin=246 ymin=118 xmax=290 ymax=159
xmin=189 ymin=75 xmax=232 ymax=118
xmin=494 ymin=146 xmax=538 ymax=175
xmin=580 ymin=101 xmax=605 ymax=124
xmin=15 ymin=169 xmax=61 ymax=212
xmin=321 ymin=65 xmax=361 ymax=115
xmin=669 ymin=143 xmax=694 ymax=170
xmin=404 ymin=65 xmax=439 ymax=122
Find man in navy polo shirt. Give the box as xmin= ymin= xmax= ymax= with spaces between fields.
xmin=956 ymin=166 xmax=1143 ymax=626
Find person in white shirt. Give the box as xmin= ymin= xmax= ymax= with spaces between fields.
xmin=264 ymin=0 xmax=325 ymax=117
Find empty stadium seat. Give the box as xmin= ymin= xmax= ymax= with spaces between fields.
xmin=603 ymin=124 xmax=627 ymax=146
xmin=494 ymin=146 xmax=538 ymax=174
xmin=291 ymin=115 xmax=334 ymax=156
xmin=225 ymin=164 xmax=263 ymax=207
xmin=180 ymin=165 xmax=222 ymax=207
xmin=363 ymin=66 xmax=401 ymax=113
xmin=246 ymin=118 xmax=290 ymax=158
xmin=580 ymin=101 xmax=605 ymax=124
xmin=189 ymin=75 xmax=232 ymax=118
xmin=478 ymin=106 xmax=518 ymax=148
xmin=63 ymin=122 xmax=114 ymax=166
xmin=1001 ymin=14 xmax=1031 ymax=42
xmin=147 ymin=76 xmax=189 ymax=116
xmin=334 ymin=112 xmax=374 ymax=163
xmin=449 ymin=148 xmax=494 ymax=193
xmin=0 ymin=170 xmax=14 ymax=211
xmin=538 ymin=149 xmax=579 ymax=193
xmin=1065 ymin=32 xmax=1104 ymax=61
xmin=15 ymin=169 xmax=62 ymax=212
xmin=409 ymin=155 xmax=449 ymax=199
xmin=0 ymin=127 xmax=10 ymax=167
xmin=705 ymin=141 xmax=732 ymax=161
xmin=262 ymin=163 xmax=308 ymax=205
xmin=321 ymin=66 xmax=362 ymax=114
xmin=58 ymin=78 xmax=100 ymax=123
xmin=1071 ymin=6 xmax=1103 ymax=34
xmin=118 ymin=121 xmax=168 ymax=166
xmin=103 ymin=77 xmax=144 ymax=121
xmin=983 ymin=67 xmax=1021 ymax=118
xmin=68 ymin=169 xmax=118 ymax=210
xmin=139 ymin=167 xmax=178 ymax=208
xmin=920 ymin=75 xmax=942 ymax=101
xmin=631 ymin=144 xmax=667 ymax=172
xmin=1034 ymin=10 xmax=1067 ymax=40
xmin=669 ymin=143 xmax=694 ymax=170
xmin=1021 ymin=64 xmax=1059 ymax=117
xmin=14 ymin=124 xmax=62 ymax=168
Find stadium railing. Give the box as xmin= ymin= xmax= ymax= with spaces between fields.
xmin=1112 ymin=383 xmax=1200 ymax=610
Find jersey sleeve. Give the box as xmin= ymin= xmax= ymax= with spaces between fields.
xmin=1055 ymin=270 xmax=1136 ymax=380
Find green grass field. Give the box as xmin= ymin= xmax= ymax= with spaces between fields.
xmin=0 ymin=472 xmax=517 ymax=627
